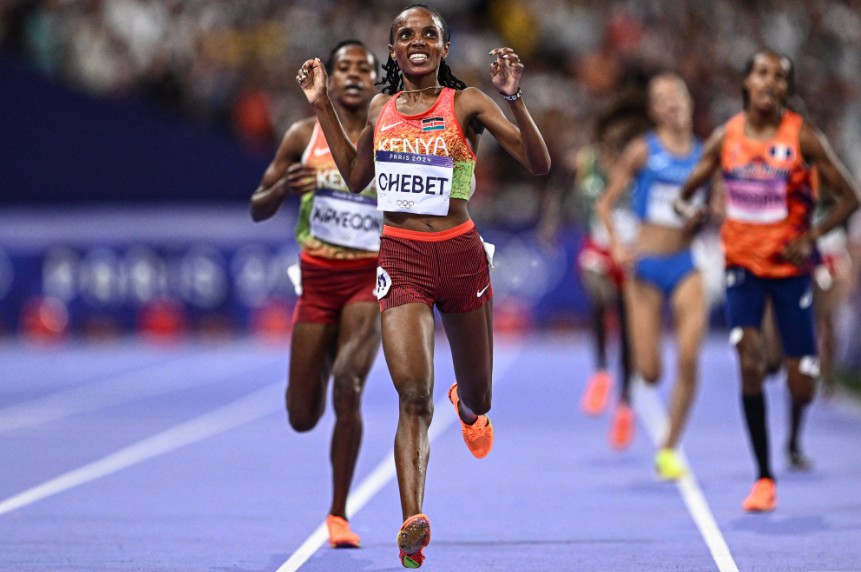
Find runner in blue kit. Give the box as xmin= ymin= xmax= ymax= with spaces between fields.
xmin=250 ymin=40 xmax=381 ymax=549
xmin=295 ymin=4 xmax=550 ymax=567
xmin=597 ymin=73 xmax=709 ymax=481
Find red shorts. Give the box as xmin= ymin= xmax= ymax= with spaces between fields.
xmin=577 ymin=236 xmax=625 ymax=287
xmin=293 ymin=252 xmax=378 ymax=325
xmin=376 ymin=219 xmax=492 ymax=313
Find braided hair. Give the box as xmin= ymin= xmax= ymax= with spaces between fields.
xmin=378 ymin=4 xmax=467 ymax=95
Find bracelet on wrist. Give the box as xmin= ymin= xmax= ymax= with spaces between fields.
xmin=500 ymin=88 xmax=522 ymax=101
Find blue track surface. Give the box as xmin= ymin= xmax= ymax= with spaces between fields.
xmin=1 ymin=333 xmax=860 ymax=571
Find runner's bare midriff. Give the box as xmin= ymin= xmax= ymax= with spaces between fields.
xmin=383 ymin=198 xmax=471 ymax=232
xmin=635 ymin=223 xmax=692 ymax=256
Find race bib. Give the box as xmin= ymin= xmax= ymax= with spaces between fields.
xmin=375 ymin=150 xmax=453 ymax=216
xmin=724 ymin=176 xmax=788 ymax=223
xmin=646 ymin=181 xmax=686 ymax=228
xmin=310 ymin=189 xmax=382 ymax=251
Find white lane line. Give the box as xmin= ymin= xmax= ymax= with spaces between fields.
xmin=0 ymin=382 xmax=282 ymax=516
xmin=275 ymin=453 xmax=397 ymax=572
xmin=275 ymin=344 xmax=523 ymax=572
xmin=0 ymin=359 xmax=276 ymax=434
xmin=632 ymin=378 xmax=740 ymax=572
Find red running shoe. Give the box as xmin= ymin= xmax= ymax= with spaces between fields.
xmin=397 ymin=513 xmax=431 ymax=568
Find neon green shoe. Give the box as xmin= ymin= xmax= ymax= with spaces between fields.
xmin=655 ymin=448 xmax=687 ymax=481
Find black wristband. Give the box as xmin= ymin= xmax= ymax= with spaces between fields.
xmin=500 ymin=88 xmax=522 ymax=101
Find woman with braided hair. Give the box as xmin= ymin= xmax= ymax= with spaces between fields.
xmin=296 ymin=4 xmax=550 ymax=567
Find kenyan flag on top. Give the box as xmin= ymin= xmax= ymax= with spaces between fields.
xmin=421 ymin=117 xmax=445 ymax=132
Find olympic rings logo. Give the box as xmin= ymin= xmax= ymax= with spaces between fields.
xmin=396 ymin=200 xmax=415 ymax=208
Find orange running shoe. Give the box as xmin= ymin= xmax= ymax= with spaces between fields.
xmin=742 ymin=478 xmax=777 ymax=512
xmin=397 ymin=513 xmax=431 ymax=568
xmin=608 ymin=403 xmax=635 ymax=450
xmin=448 ymin=383 xmax=493 ymax=458
xmin=581 ymin=370 xmax=613 ymax=415
xmin=326 ymin=514 xmax=360 ymax=548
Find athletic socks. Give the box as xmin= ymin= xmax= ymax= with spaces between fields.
xmin=787 ymin=397 xmax=813 ymax=471
xmin=787 ymin=397 xmax=805 ymax=455
xmin=742 ymin=393 xmax=773 ymax=480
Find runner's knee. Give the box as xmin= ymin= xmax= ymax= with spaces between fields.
xmin=287 ymin=406 xmax=322 ymax=432
xmin=787 ymin=360 xmax=817 ymax=405
xmin=735 ymin=335 xmax=765 ymax=391
xmin=739 ymin=357 xmax=764 ymax=386
xmin=398 ymin=386 xmax=434 ymax=418
xmin=790 ymin=386 xmax=815 ymax=406
xmin=764 ymin=360 xmax=782 ymax=376
xmin=331 ymin=372 xmax=363 ymax=416
xmin=640 ymin=364 xmax=661 ymax=384
xmin=285 ymin=388 xmax=324 ymax=432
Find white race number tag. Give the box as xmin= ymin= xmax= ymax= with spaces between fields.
xmin=375 ymin=150 xmax=453 ymax=216
xmin=646 ymin=181 xmax=686 ymax=228
xmin=310 ymin=189 xmax=382 ymax=251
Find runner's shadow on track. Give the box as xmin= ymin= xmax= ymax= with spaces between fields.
xmin=584 ymin=454 xmax=646 ymax=469
xmin=295 ymin=548 xmax=421 ymax=572
xmin=728 ymin=514 xmax=829 ymax=535
xmin=777 ymin=469 xmax=828 ymax=482
xmin=214 ymin=554 xmax=292 ymax=572
xmin=273 ymin=540 xmax=662 ymax=571
xmin=432 ymin=539 xmax=655 ymax=546
xmin=238 ymin=551 xmax=375 ymax=572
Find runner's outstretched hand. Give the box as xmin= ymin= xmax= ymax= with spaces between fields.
xmin=296 ymin=57 xmax=328 ymax=107
xmin=489 ymin=47 xmax=522 ymax=97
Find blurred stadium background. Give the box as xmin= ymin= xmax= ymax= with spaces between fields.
xmin=1 ymin=0 xmax=859 ymax=383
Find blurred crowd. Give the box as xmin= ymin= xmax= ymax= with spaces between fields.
xmin=2 ymin=0 xmax=861 ymax=227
